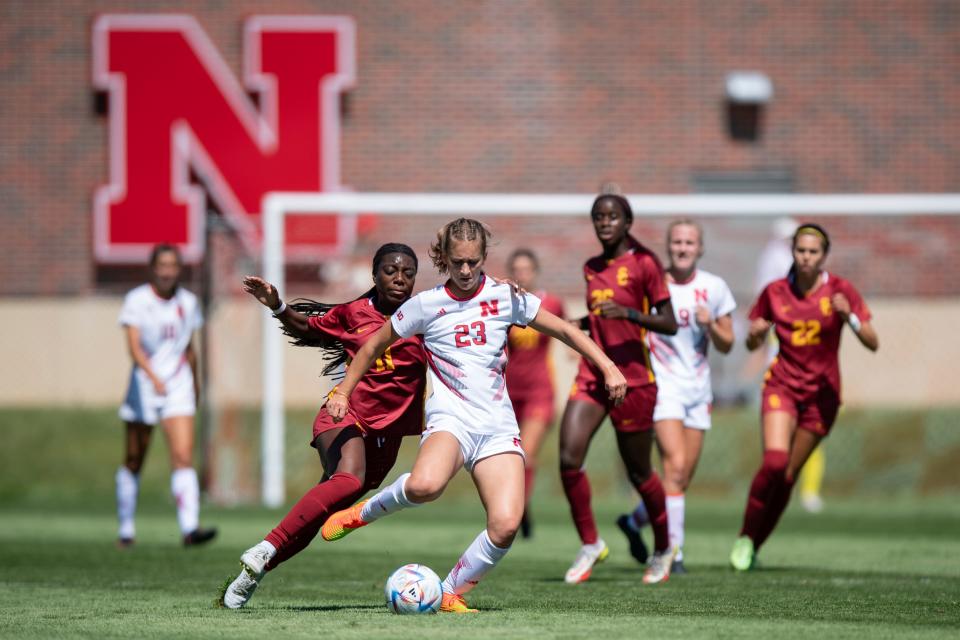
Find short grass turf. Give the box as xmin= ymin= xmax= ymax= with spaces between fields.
xmin=2 ymin=497 xmax=958 ymax=639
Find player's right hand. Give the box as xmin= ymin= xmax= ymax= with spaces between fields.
xmin=241 ymin=276 xmax=281 ymax=309
xmin=325 ymin=392 xmax=349 ymax=423
xmin=748 ymin=318 xmax=772 ymax=339
xmin=603 ymin=367 xmax=628 ymax=406
xmin=151 ymin=376 xmax=167 ymax=396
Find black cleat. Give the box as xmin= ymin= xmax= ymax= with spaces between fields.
xmin=116 ymin=537 xmax=135 ymax=550
xmin=183 ymin=527 xmax=218 ymax=547
xmin=670 ymin=559 xmax=688 ymax=575
xmin=615 ymin=514 xmax=649 ymax=564
xmin=520 ymin=510 xmax=533 ymax=539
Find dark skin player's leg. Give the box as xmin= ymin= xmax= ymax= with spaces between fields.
xmin=123 ymin=422 xmax=153 ymax=473
xmin=614 ymin=429 xmax=656 ymax=486
xmin=558 ymin=400 xmax=608 ymax=470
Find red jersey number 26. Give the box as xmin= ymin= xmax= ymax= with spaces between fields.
xmin=455 ymin=321 xmax=487 ymax=347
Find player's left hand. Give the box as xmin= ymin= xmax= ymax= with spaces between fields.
xmin=594 ymin=301 xmax=629 ymax=319
xmin=694 ymin=305 xmax=712 ymax=327
xmin=831 ymin=293 xmax=851 ymax=318
xmin=603 ymin=366 xmax=628 ymax=406
xmin=490 ymin=275 xmax=526 ymax=295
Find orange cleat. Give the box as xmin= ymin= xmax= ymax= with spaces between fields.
xmin=440 ymin=591 xmax=478 ymax=613
xmin=321 ymin=500 xmax=369 ymax=541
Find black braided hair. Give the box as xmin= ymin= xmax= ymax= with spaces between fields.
xmin=281 ymin=243 xmax=418 ymax=378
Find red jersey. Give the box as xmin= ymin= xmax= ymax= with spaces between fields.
xmin=307 ymin=297 xmax=427 ymax=435
xmin=578 ymin=237 xmax=671 ymax=387
xmin=750 ymin=272 xmax=871 ymax=397
xmin=506 ymin=291 xmax=565 ymax=401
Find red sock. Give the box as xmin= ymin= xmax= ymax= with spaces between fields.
xmin=636 ymin=473 xmax=669 ymax=552
xmin=739 ymin=450 xmax=789 ymax=543
xmin=561 ymin=469 xmax=598 ymax=545
xmin=264 ymin=472 xmax=362 ymax=570
xmin=523 ymin=465 xmax=535 ymax=507
xmin=754 ymin=473 xmax=796 ymax=549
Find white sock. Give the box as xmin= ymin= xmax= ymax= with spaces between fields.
xmin=116 ymin=466 xmax=139 ymax=539
xmin=360 ymin=473 xmax=419 ymax=522
xmin=441 ymin=529 xmax=510 ymax=596
xmin=629 ymin=500 xmax=649 ymax=530
xmin=171 ymin=467 xmax=200 ymax=535
xmin=666 ymin=493 xmax=685 ymax=561
xmin=257 ymin=540 xmax=277 ymax=555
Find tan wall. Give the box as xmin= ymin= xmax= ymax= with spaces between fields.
xmin=1 ymin=298 xmax=957 ymax=408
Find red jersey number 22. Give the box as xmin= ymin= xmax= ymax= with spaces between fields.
xmin=455 ymin=321 xmax=487 ymax=347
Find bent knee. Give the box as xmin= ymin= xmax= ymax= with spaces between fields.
xmin=404 ymin=476 xmax=445 ymax=503
xmin=487 ymin=516 xmax=521 ymax=547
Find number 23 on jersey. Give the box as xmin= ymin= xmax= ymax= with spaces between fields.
xmin=455 ymin=321 xmax=487 ymax=347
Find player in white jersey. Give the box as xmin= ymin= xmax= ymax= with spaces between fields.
xmin=115 ymin=244 xmax=216 ymax=548
xmin=617 ymin=221 xmax=735 ymax=572
xmin=321 ymin=218 xmax=626 ymax=613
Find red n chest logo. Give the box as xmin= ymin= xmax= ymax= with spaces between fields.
xmin=480 ymin=300 xmax=500 ymax=317
xmin=93 ymin=15 xmax=355 ymax=263
xmin=694 ymin=288 xmax=709 ymax=304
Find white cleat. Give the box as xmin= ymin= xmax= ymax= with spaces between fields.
xmin=564 ymin=539 xmax=609 ymax=584
xmin=220 ymin=542 xmax=276 ymax=609
xmin=643 ymin=545 xmax=679 ymax=584
xmin=221 ymin=566 xmax=259 ymax=609
xmin=801 ymin=494 xmax=825 ymax=514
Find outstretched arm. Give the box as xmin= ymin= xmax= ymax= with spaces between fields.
xmin=241 ymin=275 xmax=314 ymax=338
xmin=594 ymin=299 xmax=678 ymax=335
xmin=325 ymin=322 xmax=399 ymax=421
xmin=529 ymin=308 xmax=627 ymax=404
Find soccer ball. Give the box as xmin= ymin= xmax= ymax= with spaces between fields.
xmin=384 ymin=564 xmax=443 ymax=614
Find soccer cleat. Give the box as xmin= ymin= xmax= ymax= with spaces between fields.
xmin=729 ymin=535 xmax=755 ymax=572
xmin=643 ymin=545 xmax=678 ymax=584
xmin=670 ymin=559 xmax=688 ymax=575
xmin=116 ymin=537 xmax=135 ymax=550
xmin=321 ymin=500 xmax=369 ymax=541
xmin=564 ymin=540 xmax=609 ymax=584
xmin=219 ymin=566 xmax=259 ymax=609
xmin=615 ymin=514 xmax=649 ymax=564
xmin=183 ymin=527 xmax=218 ymax=547
xmin=801 ymin=494 xmax=825 ymax=514
xmin=440 ymin=591 xmax=478 ymax=613
xmin=240 ymin=542 xmax=275 ymax=579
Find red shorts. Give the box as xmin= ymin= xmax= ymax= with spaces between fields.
xmin=311 ymin=408 xmax=410 ymax=492
xmin=511 ymin=394 xmax=555 ymax=425
xmin=569 ymin=377 xmax=657 ymax=433
xmin=761 ymin=383 xmax=840 ymax=437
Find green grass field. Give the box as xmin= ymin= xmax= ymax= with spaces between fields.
xmin=2 ymin=408 xmax=959 ymax=638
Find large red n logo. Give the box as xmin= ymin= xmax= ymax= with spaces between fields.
xmin=480 ymin=300 xmax=500 ymax=317
xmin=92 ymin=15 xmax=355 ymax=262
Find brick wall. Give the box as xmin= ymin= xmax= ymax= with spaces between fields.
xmin=2 ymin=0 xmax=959 ymax=297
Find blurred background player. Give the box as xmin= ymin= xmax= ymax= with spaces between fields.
xmin=321 ymin=218 xmax=627 ymax=613
xmin=754 ymin=218 xmax=828 ymax=514
xmin=115 ymin=244 xmax=216 ymax=547
xmin=220 ymin=244 xmax=426 ymax=609
xmin=559 ymin=194 xmax=679 ymax=585
xmin=617 ymin=220 xmax=736 ymax=574
xmin=730 ymin=223 xmax=879 ymax=570
xmin=504 ymin=248 xmax=565 ymax=538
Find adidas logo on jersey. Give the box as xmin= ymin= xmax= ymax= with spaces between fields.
xmin=436 ymin=308 xmax=447 ymax=317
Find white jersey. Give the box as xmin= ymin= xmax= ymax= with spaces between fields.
xmin=392 ymin=275 xmax=542 ymax=436
xmin=118 ymin=284 xmax=203 ymax=382
xmin=648 ymin=270 xmax=735 ymax=403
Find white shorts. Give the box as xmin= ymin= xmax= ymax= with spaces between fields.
xmin=119 ymin=366 xmax=196 ymax=426
xmin=653 ymin=392 xmax=712 ymax=430
xmin=420 ymin=416 xmax=525 ymax=472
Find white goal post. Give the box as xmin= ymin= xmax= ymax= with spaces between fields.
xmin=258 ymin=191 xmax=960 ymax=507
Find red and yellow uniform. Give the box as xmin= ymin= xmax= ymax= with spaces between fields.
xmin=306 ymin=297 xmax=427 ymax=488
xmin=750 ymin=272 xmax=871 ymax=436
xmin=506 ymin=292 xmax=564 ymax=423
xmin=572 ymin=237 xmax=671 ymax=432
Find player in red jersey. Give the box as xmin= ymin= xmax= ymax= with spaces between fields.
xmin=560 ymin=193 xmax=680 ymax=585
xmin=729 ymin=223 xmax=879 ymax=571
xmin=220 ymin=243 xmax=426 ymax=609
xmin=504 ymin=248 xmax=566 ymax=539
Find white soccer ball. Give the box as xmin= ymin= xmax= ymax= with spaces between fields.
xmin=384 ymin=563 xmax=443 ymax=614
